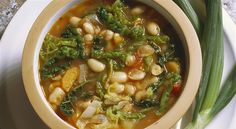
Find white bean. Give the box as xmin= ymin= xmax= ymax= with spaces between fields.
xmin=131 ymin=6 xmax=145 ymax=15
xmin=125 ymin=55 xmax=136 ymax=66
xmin=70 ymin=16 xmax=81 ymax=27
xmin=83 ymin=22 xmax=94 ymax=34
xmin=138 ymin=45 xmax=155 ymax=57
xmin=104 ymin=30 xmax=114 ymax=41
xmin=110 ymin=82 xmax=125 ymax=93
xmin=128 ymin=69 xmax=146 ymax=80
xmin=111 ymin=71 xmax=128 ymax=83
xmin=84 ymin=34 xmax=93 ymax=42
xmin=113 ymin=33 xmax=123 ymax=45
xmin=135 ymin=90 xmax=146 ymax=102
xmin=87 ymin=58 xmax=105 ymax=72
xmin=125 ymin=84 xmax=136 ymax=96
xmin=146 ymin=22 xmax=160 ymax=36
xmin=49 ymin=87 xmax=65 ymax=105
xmin=151 ymin=64 xmax=163 ymax=76
xmin=76 ymin=28 xmax=83 ymax=35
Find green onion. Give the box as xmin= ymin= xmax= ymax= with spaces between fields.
xmin=174 ymin=0 xmax=227 ymax=128
xmin=185 ymin=64 xmax=236 ymax=129
xmin=173 ymin=0 xmax=201 ymax=36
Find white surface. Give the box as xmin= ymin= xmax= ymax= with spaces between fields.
xmin=0 ymin=1 xmax=236 ymax=129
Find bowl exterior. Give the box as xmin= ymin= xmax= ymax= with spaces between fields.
xmin=22 ymin=0 xmax=202 ymax=129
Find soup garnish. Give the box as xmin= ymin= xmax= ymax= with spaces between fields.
xmin=39 ymin=0 xmax=184 ymax=129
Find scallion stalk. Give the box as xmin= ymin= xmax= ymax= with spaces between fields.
xmin=185 ymin=64 xmax=236 ymax=129
xmin=173 ymin=0 xmax=201 ymax=36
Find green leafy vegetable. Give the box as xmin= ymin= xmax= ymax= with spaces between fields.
xmin=135 ymin=99 xmax=159 ymax=108
xmin=96 ymin=82 xmax=106 ymax=99
xmin=117 ymin=111 xmax=145 ymax=120
xmin=96 ymin=0 xmax=129 ymax=34
xmin=159 ymin=73 xmax=181 ymax=113
xmin=59 ymin=80 xmax=92 ymax=116
xmin=41 ymin=62 xmax=70 ymax=80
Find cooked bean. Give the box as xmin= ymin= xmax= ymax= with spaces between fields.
xmin=104 ymin=30 xmax=114 ymax=41
xmin=126 ymin=55 xmax=136 ymax=66
xmin=138 ymin=45 xmax=155 ymax=57
xmin=146 ymin=22 xmax=160 ymax=36
xmin=125 ymin=84 xmax=136 ymax=96
xmin=151 ymin=64 xmax=163 ymax=76
xmin=70 ymin=16 xmax=81 ymax=27
xmin=49 ymin=87 xmax=65 ymax=105
xmin=111 ymin=71 xmax=128 ymax=83
xmin=87 ymin=59 xmax=105 ymax=72
xmin=84 ymin=34 xmax=93 ymax=42
xmin=128 ymin=69 xmax=146 ymax=80
xmin=113 ymin=33 xmax=123 ymax=45
xmin=165 ymin=61 xmax=180 ymax=74
xmin=110 ymin=82 xmax=125 ymax=93
xmin=76 ymin=28 xmax=83 ymax=35
xmin=131 ymin=6 xmax=145 ymax=15
xmin=83 ymin=22 xmax=94 ymax=34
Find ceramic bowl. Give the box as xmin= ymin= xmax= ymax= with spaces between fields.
xmin=22 ymin=0 xmax=202 ymax=129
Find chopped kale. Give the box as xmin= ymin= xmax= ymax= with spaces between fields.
xmin=59 ymin=80 xmax=92 ymax=116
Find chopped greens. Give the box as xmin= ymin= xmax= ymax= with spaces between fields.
xmin=59 ymin=80 xmax=92 ymax=116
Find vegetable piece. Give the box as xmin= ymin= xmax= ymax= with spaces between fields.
xmin=90 ymin=114 xmax=108 ymax=124
xmin=83 ymin=22 xmax=95 ymax=34
xmin=173 ymin=0 xmax=201 ymax=36
xmin=190 ymin=0 xmax=224 ymax=122
xmin=84 ymin=34 xmax=93 ymax=42
xmin=69 ymin=16 xmax=81 ymax=27
xmin=76 ymin=119 xmax=87 ymax=129
xmin=87 ymin=58 xmax=106 ymax=72
xmin=165 ymin=61 xmax=180 ymax=74
xmin=96 ymin=82 xmax=106 ymax=99
xmin=109 ymin=82 xmax=125 ymax=93
xmin=124 ymin=84 xmax=136 ymax=96
xmin=146 ymin=22 xmax=160 ymax=36
xmin=96 ymin=0 xmax=129 ymax=34
xmin=143 ymin=56 xmax=153 ymax=71
xmin=150 ymin=64 xmax=163 ymax=76
xmin=146 ymin=77 xmax=164 ymax=98
xmin=104 ymin=93 xmax=132 ymax=105
xmin=128 ymin=69 xmax=146 ymax=81
xmin=113 ymin=33 xmax=124 ymax=45
xmin=159 ymin=73 xmax=181 ymax=112
xmin=41 ymin=62 xmax=70 ymax=80
xmin=131 ymin=6 xmax=145 ymax=15
xmin=138 ymin=45 xmax=155 ymax=57
xmin=59 ymin=80 xmax=92 ymax=116
xmin=111 ymin=71 xmax=128 ymax=83
xmin=135 ymin=90 xmax=146 ymax=102
xmin=128 ymin=26 xmax=145 ymax=40
xmin=62 ymin=67 xmax=79 ymax=92
xmin=117 ymin=111 xmax=145 ymax=120
xmin=49 ymin=87 xmax=65 ymax=106
xmin=126 ymin=54 xmax=136 ymax=66
xmin=135 ymin=99 xmax=159 ymax=108
xmin=103 ymin=30 xmax=114 ymax=41
xmin=80 ymin=100 xmax=102 ymax=119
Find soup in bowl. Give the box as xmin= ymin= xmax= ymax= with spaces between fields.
xmin=22 ymin=0 xmax=202 ymax=129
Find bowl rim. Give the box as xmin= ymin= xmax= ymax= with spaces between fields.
xmin=22 ymin=0 xmax=202 ymax=129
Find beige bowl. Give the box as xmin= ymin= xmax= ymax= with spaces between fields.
xmin=22 ymin=0 xmax=202 ymax=129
